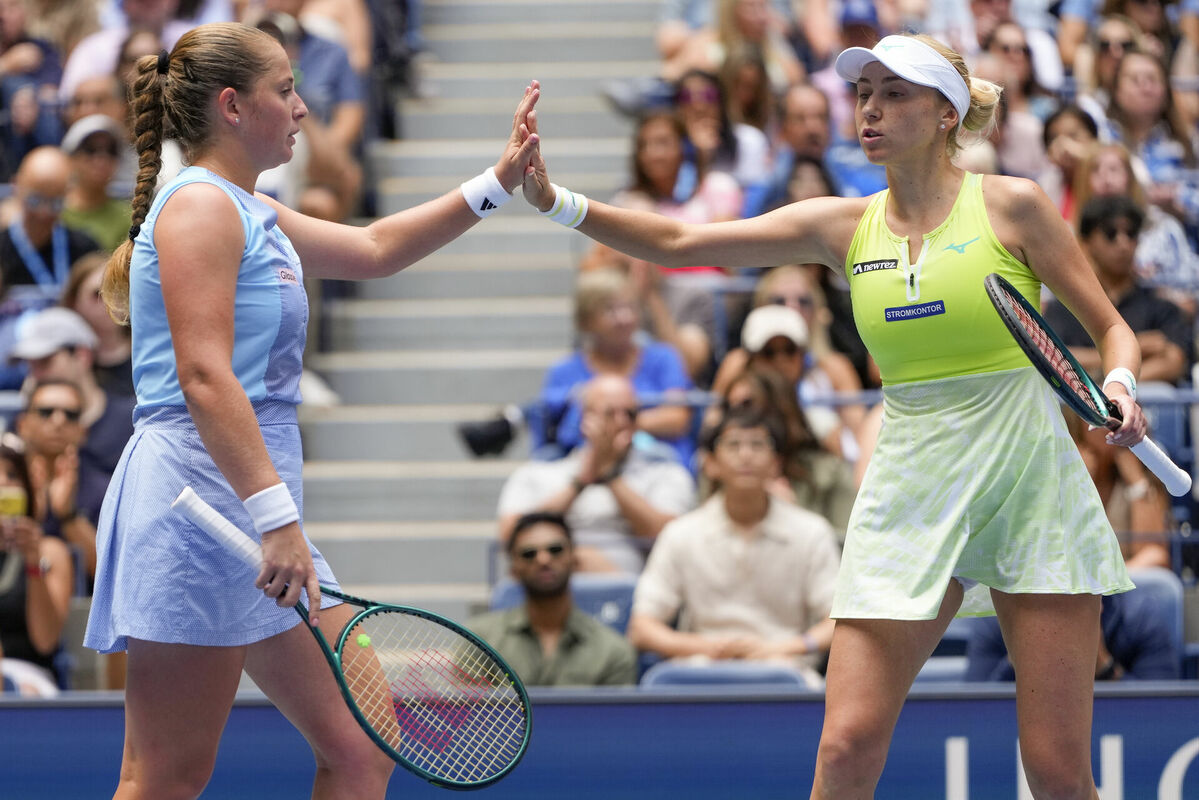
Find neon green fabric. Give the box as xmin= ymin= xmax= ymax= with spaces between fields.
xmin=845 ymin=172 xmax=1040 ymax=385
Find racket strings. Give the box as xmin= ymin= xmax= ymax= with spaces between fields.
xmin=338 ymin=612 xmax=528 ymax=784
xmin=1005 ymin=288 xmax=1105 ymax=418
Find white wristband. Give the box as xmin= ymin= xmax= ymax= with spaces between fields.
xmin=243 ymin=483 xmax=300 ymax=535
xmin=1103 ymin=367 xmax=1137 ymax=401
xmin=540 ymin=184 xmax=588 ymax=228
xmin=460 ymin=167 xmax=511 ymax=218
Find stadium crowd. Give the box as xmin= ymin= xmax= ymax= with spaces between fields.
xmin=1 ymin=0 xmax=1197 ymax=693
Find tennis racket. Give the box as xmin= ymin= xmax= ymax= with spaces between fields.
xmin=984 ymin=272 xmax=1191 ymax=497
xmin=170 ymin=487 xmax=532 ymax=790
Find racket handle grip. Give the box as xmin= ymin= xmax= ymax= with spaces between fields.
xmin=171 ymin=487 xmax=264 ymax=570
xmin=1129 ymin=438 xmax=1192 ymax=497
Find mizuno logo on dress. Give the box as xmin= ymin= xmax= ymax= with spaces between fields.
xmin=852 ymin=259 xmax=898 ymax=275
xmin=480 ymin=198 xmax=497 ymax=211
xmin=943 ymin=237 xmax=979 ymax=254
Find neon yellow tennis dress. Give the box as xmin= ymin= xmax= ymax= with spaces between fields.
xmin=835 ymin=172 xmax=1133 ymax=619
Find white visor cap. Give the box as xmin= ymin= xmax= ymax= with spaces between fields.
xmin=834 ymin=35 xmax=970 ymax=131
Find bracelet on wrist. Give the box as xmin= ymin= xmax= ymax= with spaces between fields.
xmin=243 ymin=483 xmax=300 ymax=535
xmin=460 ymin=166 xmax=511 ymax=218
xmin=25 ymin=557 xmax=49 ymax=579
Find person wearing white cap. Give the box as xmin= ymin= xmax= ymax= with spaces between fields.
xmin=523 ymin=33 xmax=1151 ymax=799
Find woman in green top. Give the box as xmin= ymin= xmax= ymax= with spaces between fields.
xmin=521 ymin=33 xmax=1144 ymax=800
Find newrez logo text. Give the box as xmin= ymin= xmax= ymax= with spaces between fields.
xmin=852 ymin=259 xmax=898 ymax=275
xmin=885 ymin=300 xmax=945 ymax=321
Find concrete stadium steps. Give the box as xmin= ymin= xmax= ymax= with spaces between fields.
xmin=324 ymin=296 xmax=571 ymax=351
xmin=305 ymin=520 xmax=496 ymax=585
xmin=305 ymin=348 xmax=566 ymax=405
xmin=425 ymin=0 xmax=660 ymax=25
xmin=299 ymin=403 xmax=531 ymax=461
xmin=416 ymin=61 xmax=660 ymax=100
xmin=302 ymin=460 xmax=516 ymax=522
xmin=397 ymin=93 xmax=633 ymax=141
xmin=368 ymin=135 xmax=631 ymax=179
xmin=421 ymin=21 xmax=655 ymax=64
xmin=354 ymin=252 xmax=580 ymax=300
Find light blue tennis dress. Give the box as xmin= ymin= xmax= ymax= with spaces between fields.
xmin=84 ymin=167 xmax=340 ymax=654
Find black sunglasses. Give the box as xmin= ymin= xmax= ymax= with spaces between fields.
xmin=34 ymin=406 xmax=83 ymax=423
xmin=1100 ymin=222 xmax=1141 ymax=241
xmin=516 ymin=543 xmax=568 ymax=561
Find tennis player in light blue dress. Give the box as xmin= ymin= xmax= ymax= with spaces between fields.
xmin=81 ymin=22 xmax=543 ymax=800
xmin=521 ymin=34 xmax=1154 ymax=800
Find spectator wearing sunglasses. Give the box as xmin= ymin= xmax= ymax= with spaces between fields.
xmin=11 ymin=308 xmax=136 ymax=580
xmin=11 ymin=376 xmax=96 ymax=583
xmin=497 ymin=374 xmax=696 ymax=575
xmin=467 ymin=511 xmax=637 ymax=687
xmin=1045 ymin=195 xmax=1192 ymax=385
xmin=60 ymin=114 xmax=133 ymax=252
xmin=0 ymin=146 xmax=99 ymax=292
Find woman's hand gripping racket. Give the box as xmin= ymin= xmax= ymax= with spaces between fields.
xmin=171 ymin=487 xmax=532 ymax=790
xmin=984 ymin=272 xmax=1191 ymax=496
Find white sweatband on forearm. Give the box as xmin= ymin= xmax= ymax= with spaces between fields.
xmin=1103 ymin=367 xmax=1138 ymax=401
xmin=243 ymin=483 xmax=300 ymax=534
xmin=540 ymin=184 xmax=588 ymax=228
xmin=460 ymin=167 xmax=511 ymax=218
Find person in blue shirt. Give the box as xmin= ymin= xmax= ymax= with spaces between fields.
xmin=80 ymin=22 xmax=542 ymax=799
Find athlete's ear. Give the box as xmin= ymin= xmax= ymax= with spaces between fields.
xmin=940 ymin=104 xmax=958 ymax=132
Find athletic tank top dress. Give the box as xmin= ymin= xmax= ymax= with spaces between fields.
xmin=835 ymin=173 xmax=1132 ymax=619
xmin=85 ymin=167 xmax=340 ymax=653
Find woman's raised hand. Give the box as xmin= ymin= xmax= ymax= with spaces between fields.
xmin=494 ymin=81 xmax=545 ymax=193
xmin=518 ymin=92 xmax=556 ymax=212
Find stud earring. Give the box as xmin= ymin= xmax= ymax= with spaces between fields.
xmin=234 ymin=117 xmax=240 ymax=126
xmin=940 ymin=123 xmax=946 ymax=130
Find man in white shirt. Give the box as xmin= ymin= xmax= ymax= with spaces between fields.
xmin=629 ymin=407 xmax=841 ymax=686
xmin=497 ymin=374 xmax=696 ymax=575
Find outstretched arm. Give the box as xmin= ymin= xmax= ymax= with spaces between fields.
xmin=520 ymin=109 xmax=863 ymax=272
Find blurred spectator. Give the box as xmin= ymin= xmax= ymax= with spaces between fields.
xmin=715 ymin=298 xmax=863 ymax=463
xmin=657 ymin=0 xmax=837 ymax=72
xmin=12 ymin=307 xmax=135 ymax=534
xmin=929 ymin=0 xmax=1064 ymax=91
xmin=468 ymin=512 xmax=638 ymax=687
xmin=1037 ymin=104 xmax=1100 ymax=220
xmin=628 ymin=407 xmax=840 ymax=687
xmin=59 ymin=114 xmax=132 ymax=252
xmin=707 ymin=363 xmax=858 ymax=540
xmin=1104 ymin=49 xmax=1199 ymax=240
xmin=718 ymin=42 xmax=775 ymax=134
xmin=0 ymin=146 xmax=98 ymax=291
xmin=535 ymin=269 xmax=694 ymax=467
xmin=253 ymin=6 xmax=364 ymax=221
xmin=0 ymin=440 xmax=72 ymax=696
xmin=114 ymin=27 xmax=163 ymax=90
xmin=23 ymin=0 xmax=97 ymax=59
xmin=61 ymin=72 xmax=124 ymax=130
xmin=1044 ymin=195 xmax=1192 ymax=383
xmin=980 ymin=20 xmax=1057 ymax=179
xmin=582 ymin=111 xmax=740 ymax=381
xmin=1072 ymin=15 xmax=1144 ymax=129
xmin=12 ymin=377 xmax=96 ymax=582
xmin=663 ymin=0 xmax=804 ymax=93
xmin=754 ymin=82 xmax=832 ymax=215
xmin=1072 ymin=142 xmax=1199 ymax=296
xmin=297 ymin=0 xmax=372 ymax=76
xmin=497 ymin=374 xmax=696 ymax=575
xmin=965 ymin=587 xmax=1181 ymax=680
xmin=0 ymin=0 xmax=64 ymax=181
xmin=60 ymin=252 xmax=132 ymax=396
xmin=674 ymin=69 xmax=771 ymax=201
xmin=58 ymin=0 xmax=192 ymax=105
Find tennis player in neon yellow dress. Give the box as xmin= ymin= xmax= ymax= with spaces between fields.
xmin=521 ymin=33 xmax=1147 ymax=800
